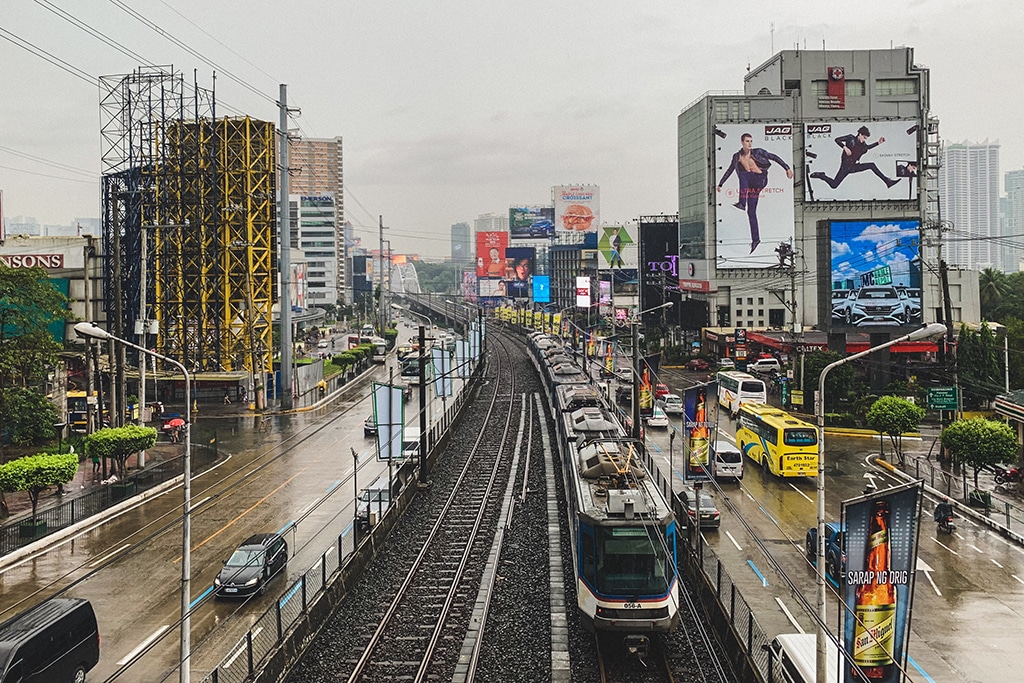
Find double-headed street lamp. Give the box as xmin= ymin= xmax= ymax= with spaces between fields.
xmin=813 ymin=322 xmax=946 ymax=683
xmin=73 ymin=322 xmax=193 ymax=683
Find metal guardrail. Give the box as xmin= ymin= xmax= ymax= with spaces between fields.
xmin=0 ymin=442 xmax=219 ymax=558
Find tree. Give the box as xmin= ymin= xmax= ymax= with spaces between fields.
xmin=941 ymin=418 xmax=1019 ymax=489
xmin=1004 ymin=316 xmax=1024 ymax=391
xmin=0 ymin=387 xmax=61 ymax=448
xmin=802 ymin=351 xmax=856 ymax=413
xmin=0 ymin=453 xmax=78 ymax=522
xmin=957 ymin=323 xmax=1002 ymax=408
xmin=0 ymin=263 xmax=70 ymax=457
xmin=979 ymin=268 xmax=1010 ymax=317
xmin=84 ymin=425 xmax=158 ymax=477
xmin=865 ymin=396 xmax=925 ymax=465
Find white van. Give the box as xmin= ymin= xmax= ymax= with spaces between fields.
xmin=712 ymin=440 xmax=743 ymax=480
xmin=768 ymin=633 xmax=840 ymax=683
xmin=662 ymin=393 xmax=684 ymax=415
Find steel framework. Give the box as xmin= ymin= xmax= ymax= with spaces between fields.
xmin=99 ymin=67 xmax=275 ymax=378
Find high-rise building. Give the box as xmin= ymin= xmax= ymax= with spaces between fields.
xmin=1005 ymin=169 xmax=1024 ymax=272
xmin=474 ymin=212 xmax=508 ymax=234
xmin=939 ymin=141 xmax=1001 ymax=270
xmin=289 ymin=193 xmax=339 ymax=306
xmin=451 ymin=221 xmax=472 ymax=262
xmin=290 ymin=137 xmax=346 ymax=303
xmin=678 ymin=47 xmax=980 ymax=334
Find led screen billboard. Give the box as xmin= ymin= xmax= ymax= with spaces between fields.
xmin=476 ymin=231 xmax=508 ymax=278
xmin=805 ymin=121 xmax=920 ymax=202
xmin=532 ymin=275 xmax=550 ymax=303
xmin=504 ymin=247 xmax=534 ymax=299
xmin=639 ymin=216 xmax=681 ymax=325
xmin=714 ymin=123 xmax=795 ymax=268
xmin=509 ymin=206 xmax=555 ymax=240
xmin=554 ymin=185 xmax=599 ymax=234
xmin=828 ymin=220 xmax=921 ymax=330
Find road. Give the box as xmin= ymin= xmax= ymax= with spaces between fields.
xmin=640 ymin=367 xmax=1024 ymax=683
xmin=0 ymin=326 xmax=468 ymax=682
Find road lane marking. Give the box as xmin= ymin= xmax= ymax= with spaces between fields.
xmin=917 ymin=558 xmax=941 ymax=596
xmin=933 ymin=538 xmax=959 ymax=555
xmin=224 ymin=627 xmax=263 ymax=668
xmin=190 ymin=495 xmax=211 ymax=513
xmin=276 ymin=520 xmax=296 ymax=536
xmin=789 ymin=484 xmax=813 ymax=504
xmin=325 ymin=479 xmax=342 ymax=494
xmin=90 ymin=543 xmax=131 ymax=568
xmin=991 ymin=558 xmax=1004 ymax=569
xmin=117 ymin=625 xmax=169 ymax=666
xmin=1012 ymin=575 xmax=1024 ymax=585
xmin=190 ymin=585 xmax=215 ymax=609
xmin=968 ymin=543 xmax=983 ymax=553
xmin=775 ymin=597 xmax=804 ymax=633
xmin=725 ymin=530 xmax=743 ymax=551
xmin=747 ymin=560 xmax=768 ymax=587
xmin=907 ymin=655 xmax=938 ymax=683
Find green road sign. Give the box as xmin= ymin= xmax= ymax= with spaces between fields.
xmin=927 ymin=387 xmax=958 ymax=410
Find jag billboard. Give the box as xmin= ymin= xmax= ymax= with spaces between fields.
xmin=805 ymin=121 xmax=919 ymax=202
xmin=825 ymin=219 xmax=921 ymax=331
xmin=714 ymin=123 xmax=795 ymax=269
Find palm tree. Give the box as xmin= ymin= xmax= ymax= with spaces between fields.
xmin=979 ymin=268 xmax=1009 ymax=318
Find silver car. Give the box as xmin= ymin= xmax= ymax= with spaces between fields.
xmin=845 ymin=286 xmax=907 ymax=326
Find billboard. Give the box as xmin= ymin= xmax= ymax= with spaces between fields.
xmin=461 ymin=270 xmax=478 ymax=303
xmin=841 ymin=483 xmax=922 ymax=683
xmin=478 ymin=278 xmax=506 ymax=298
xmin=598 ymin=224 xmax=637 ymax=269
xmin=683 ymin=383 xmax=715 ymax=482
xmin=639 ymin=217 xmax=681 ymax=325
xmin=828 ymin=220 xmax=921 ymax=330
xmin=509 ymin=206 xmax=555 ymax=240
xmin=372 ymin=382 xmax=404 ymax=461
xmin=532 ymin=275 xmax=550 ymax=303
xmin=575 ymin=276 xmax=591 ymax=308
xmin=504 ymin=247 xmax=535 ymax=299
xmin=805 ymin=121 xmax=920 ymax=202
xmin=714 ymin=123 xmax=795 ymax=268
xmin=476 ymin=231 xmax=509 ymax=278
xmin=554 ymin=185 xmax=599 ymax=234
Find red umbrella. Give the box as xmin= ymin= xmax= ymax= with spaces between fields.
xmin=163 ymin=418 xmax=185 ymax=429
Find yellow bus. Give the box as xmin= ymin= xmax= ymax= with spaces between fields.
xmin=736 ymin=404 xmax=818 ymax=477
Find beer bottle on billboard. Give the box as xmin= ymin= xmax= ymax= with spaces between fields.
xmin=852 ymin=500 xmax=896 ymax=680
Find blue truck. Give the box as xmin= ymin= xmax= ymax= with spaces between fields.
xmin=805 ymin=522 xmax=846 ymax=584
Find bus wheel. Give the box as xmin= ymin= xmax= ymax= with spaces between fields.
xmin=762 ymin=455 xmax=769 ymax=470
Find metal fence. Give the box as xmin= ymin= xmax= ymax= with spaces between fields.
xmin=0 ymin=441 xmax=219 ymax=558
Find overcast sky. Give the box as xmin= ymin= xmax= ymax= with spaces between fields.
xmin=1 ymin=0 xmax=1020 ymax=258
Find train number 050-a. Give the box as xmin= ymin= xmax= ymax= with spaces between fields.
xmin=622 ymin=602 xmax=642 ymax=609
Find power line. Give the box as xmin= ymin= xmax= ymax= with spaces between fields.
xmin=0 ymin=26 xmax=93 ymax=85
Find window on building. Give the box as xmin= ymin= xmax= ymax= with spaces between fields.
xmin=769 ymin=309 xmax=785 ymax=327
xmin=736 ymin=297 xmax=743 ymax=305
xmin=758 ymin=309 xmax=764 ymax=317
xmin=811 ymin=79 xmax=865 ymax=96
xmin=736 ymin=320 xmax=743 ymax=328
xmin=784 ymin=79 xmax=801 ymax=93
xmin=757 ymin=297 xmax=764 ymax=305
xmin=747 ymin=298 xmax=753 ymax=305
xmin=876 ymin=79 xmax=918 ymax=96
xmin=747 ymin=309 xmax=753 ymax=317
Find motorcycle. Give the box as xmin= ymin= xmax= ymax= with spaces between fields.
xmin=994 ymin=466 xmax=1022 ymax=485
xmin=937 ymin=516 xmax=956 ymax=534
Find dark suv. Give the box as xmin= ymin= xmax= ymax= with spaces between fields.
xmin=214 ymin=533 xmax=288 ymax=598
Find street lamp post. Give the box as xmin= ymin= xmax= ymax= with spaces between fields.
xmin=73 ymin=322 xmax=193 ymax=683
xmin=813 ymin=322 xmax=945 ymax=683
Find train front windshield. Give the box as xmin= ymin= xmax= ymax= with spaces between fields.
xmin=597 ymin=526 xmax=672 ymax=595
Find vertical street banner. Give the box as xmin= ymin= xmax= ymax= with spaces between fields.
xmin=431 ymin=348 xmax=453 ymax=398
xmin=604 ymin=343 xmax=614 ymax=374
xmin=841 ymin=482 xmax=922 ymax=683
xmin=456 ymin=340 xmax=470 ymax=378
xmin=470 ymin=321 xmax=480 ymax=361
xmin=639 ymin=368 xmax=653 ymax=418
xmin=683 ymin=383 xmax=714 ymax=481
xmin=372 ymin=382 xmax=404 ymax=461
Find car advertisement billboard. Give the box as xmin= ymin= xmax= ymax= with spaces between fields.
xmin=598 ymin=224 xmax=637 ymax=269
xmin=714 ymin=123 xmax=795 ymax=269
xmin=683 ymin=383 xmax=715 ymax=482
xmin=476 ymin=231 xmax=509 ymax=278
xmin=805 ymin=121 xmax=920 ymax=202
xmin=828 ymin=220 xmax=921 ymax=330
xmin=504 ymin=246 xmax=534 ymax=299
xmin=841 ymin=482 xmax=922 ymax=683
xmin=554 ymin=185 xmax=599 ymax=234
xmin=532 ymin=275 xmax=550 ymax=303
xmin=509 ymin=206 xmax=555 ymax=240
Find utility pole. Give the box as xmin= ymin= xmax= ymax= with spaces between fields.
xmin=378 ymin=216 xmax=385 ymax=334
xmin=279 ymin=84 xmax=294 ymax=410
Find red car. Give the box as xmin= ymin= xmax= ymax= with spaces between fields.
xmin=686 ymin=359 xmax=710 ymax=371
xmin=655 ymin=383 xmax=670 ymax=398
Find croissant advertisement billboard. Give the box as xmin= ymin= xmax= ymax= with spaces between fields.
xmin=554 ymin=185 xmax=599 ymax=234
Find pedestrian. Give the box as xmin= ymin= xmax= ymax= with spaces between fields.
xmin=92 ymin=452 xmax=101 ymax=476
xmin=223 ymin=390 xmax=232 ymax=405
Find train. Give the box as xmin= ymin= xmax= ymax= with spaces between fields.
xmin=527 ymin=329 xmax=679 ymax=655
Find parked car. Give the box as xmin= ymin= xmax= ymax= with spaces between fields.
xmin=646 ymin=405 xmax=669 ymax=428
xmin=364 ymin=414 xmax=377 ymax=437
xmin=679 ymin=487 xmax=721 ymax=529
xmin=718 ymin=358 xmax=735 ymax=370
xmin=686 ymin=358 xmax=710 ymax=371
xmin=214 ymin=533 xmax=288 ymax=598
xmin=845 ymin=286 xmax=907 ymax=326
xmin=615 ymin=367 xmax=634 ymax=383
xmin=0 ymin=598 xmax=100 ymax=683
xmin=655 ymin=383 xmax=670 ymax=398
xmin=661 ymin=393 xmax=684 ymax=415
xmin=748 ymin=357 xmax=781 ymax=374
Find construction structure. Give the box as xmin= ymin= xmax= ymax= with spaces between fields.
xmin=98 ymin=67 xmax=275 ymax=397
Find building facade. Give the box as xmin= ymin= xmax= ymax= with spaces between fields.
xmin=939 ymin=141 xmax=1001 ymax=270
xmin=1006 ymin=169 xmax=1024 ymax=272
xmin=678 ymin=47 xmax=980 ymax=336
xmin=451 ymin=221 xmax=472 ymax=263
xmin=290 ymin=137 xmax=346 ymax=303
xmin=289 ymin=194 xmax=339 ymax=306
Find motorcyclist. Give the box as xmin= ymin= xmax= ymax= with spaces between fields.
xmin=934 ymin=497 xmax=954 ymax=524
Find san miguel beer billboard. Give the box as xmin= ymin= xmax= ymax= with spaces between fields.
xmin=841 ymin=482 xmax=922 ymax=683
